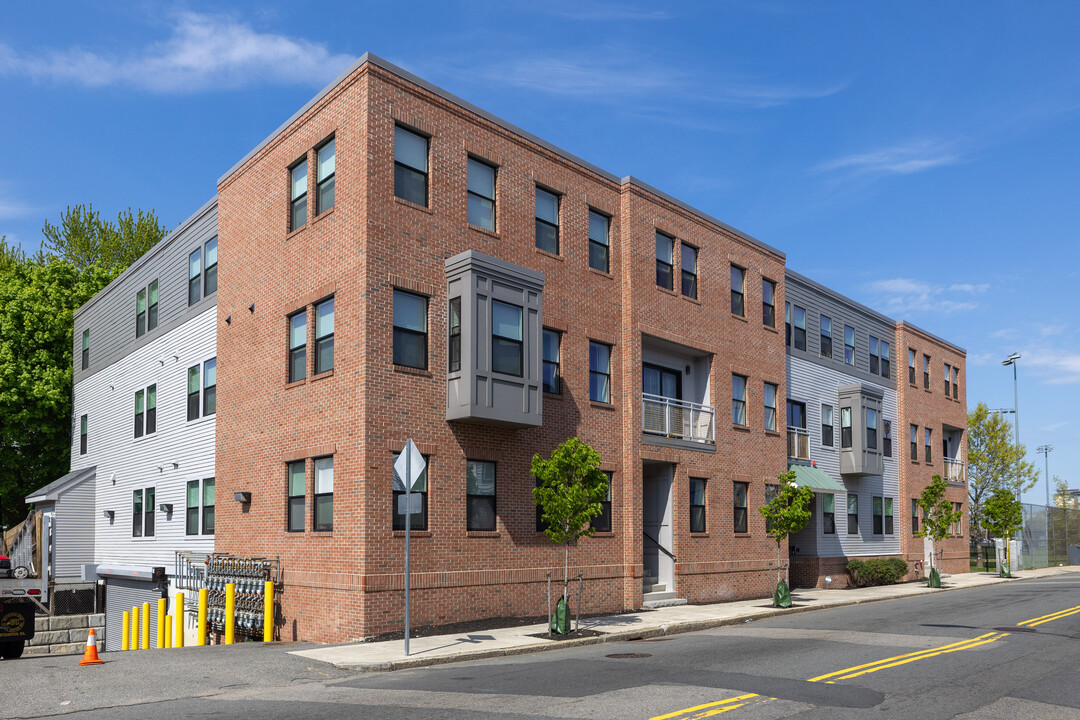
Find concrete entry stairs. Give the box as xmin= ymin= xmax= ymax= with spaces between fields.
xmin=642 ymin=582 xmax=687 ymax=609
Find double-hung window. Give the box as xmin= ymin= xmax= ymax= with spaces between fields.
xmin=535 ymin=187 xmax=560 ymax=254
xmin=952 ymin=367 xmax=959 ymax=399
xmin=883 ymin=420 xmax=892 ymax=457
xmin=762 ymin=279 xmax=776 ymax=327
xmin=785 ymin=303 xmax=791 ymax=346
xmin=491 ymin=301 xmax=523 ymax=376
xmin=394 ymin=125 xmax=429 ymax=206
xmin=821 ymin=405 xmax=834 ymax=447
xmin=866 ymin=407 xmax=878 ymax=450
xmin=448 ymin=298 xmax=462 ymax=373
xmin=393 ymin=451 xmax=428 ymax=531
xmin=316 ymin=138 xmax=335 ymax=215
xmin=869 ymin=336 xmax=880 ymax=375
xmin=823 ymin=494 xmax=836 ymax=534
xmin=593 ymin=472 xmax=613 ymax=532
xmin=792 ymin=305 xmax=806 ymax=350
xmin=134 ymin=385 xmax=156 ymax=438
xmin=148 ymin=280 xmax=158 ymax=331
xmin=81 ymin=329 xmax=90 ymax=370
xmin=682 ymin=244 xmax=699 ymax=299
xmin=656 ymin=232 xmax=674 ymax=290
xmin=912 ymin=499 xmax=920 ymax=533
xmin=847 ymin=494 xmax=858 ymax=534
xmin=840 ymin=407 xmax=852 ymax=448
xmin=290 ymin=157 xmax=308 ymax=230
xmin=202 ymin=358 xmax=216 ymax=416
xmin=203 ymin=238 xmax=217 ymax=297
xmin=287 ymin=461 xmax=305 ymax=532
xmin=313 ymin=456 xmax=333 ymax=531
xmin=885 ymin=498 xmax=894 ymax=534
xmin=466 ymin=460 xmax=496 ymax=531
xmin=820 ymin=315 xmax=832 ymax=358
xmin=731 ymin=374 xmax=747 ymax=426
xmin=763 ymin=382 xmax=778 ymax=432
xmin=187 ymin=365 xmax=200 ymax=421
xmin=79 ymin=414 xmax=87 ymax=455
xmin=844 ymin=326 xmax=855 ymax=366
xmin=923 ymin=354 xmax=931 ymax=389
xmin=186 ymin=478 xmax=214 ymax=536
xmin=136 ymin=287 xmax=147 ymax=338
xmin=288 ymin=310 xmax=307 ymax=382
xmin=589 ymin=341 xmax=611 ymax=403
xmin=542 ymin=329 xmax=561 ymax=394
xmin=944 ymin=362 xmax=951 ymax=395
xmin=314 ymin=297 xmax=334 ymax=374
xmin=395 ymin=125 xmax=427 ymax=205
xmin=952 ymin=502 xmax=962 ymax=535
xmin=730 ymin=265 xmax=744 ymax=314
xmin=689 ymin=477 xmax=706 ymax=533
xmin=133 ymin=487 xmax=155 ymax=538
xmin=467 ymin=158 xmax=496 ymax=230
xmin=136 ymin=280 xmax=158 ymax=339
xmin=880 ymin=341 xmax=890 ymax=378
xmin=733 ymin=481 xmax=748 ymax=534
xmin=393 ymin=290 xmax=428 ymax=369
xmin=910 ymin=424 xmax=918 ymax=460
xmin=873 ymin=496 xmax=884 ymax=534
xmin=588 ymin=210 xmax=610 ymax=273
xmin=924 ymin=428 xmax=932 ymax=463
xmin=908 ymin=349 xmax=917 ymax=385
xmin=188 ymin=248 xmax=202 ymax=306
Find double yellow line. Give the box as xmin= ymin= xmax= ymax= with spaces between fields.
xmin=650 ymin=694 xmax=765 ymax=720
xmin=1017 ymin=603 xmax=1080 ymax=628
xmin=807 ymin=631 xmax=1010 ymax=683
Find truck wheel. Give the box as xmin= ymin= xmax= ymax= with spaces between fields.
xmin=0 ymin=641 xmax=25 ymax=660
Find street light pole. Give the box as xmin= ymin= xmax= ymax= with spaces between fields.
xmin=1002 ymin=353 xmax=1022 ymax=503
xmin=1036 ymin=445 xmax=1054 ymax=508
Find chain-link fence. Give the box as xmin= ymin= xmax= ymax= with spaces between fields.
xmin=47 ymin=581 xmax=101 ymax=616
xmin=1018 ymin=504 xmax=1080 ymax=571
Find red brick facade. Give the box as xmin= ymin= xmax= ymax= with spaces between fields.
xmin=896 ymin=323 xmax=969 ymax=577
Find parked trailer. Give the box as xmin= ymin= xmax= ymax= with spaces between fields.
xmin=0 ymin=513 xmax=51 ymax=659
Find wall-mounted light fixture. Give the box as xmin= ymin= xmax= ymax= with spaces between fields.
xmin=103 ymin=510 xmax=114 ymax=520
xmin=685 ymin=365 xmax=691 ymax=375
xmin=234 ymin=491 xmax=252 ymax=504
xmin=248 ymin=303 xmax=255 ymax=314
xmin=159 ymin=503 xmax=173 ymax=514
xmin=225 ymin=315 xmax=232 ymax=325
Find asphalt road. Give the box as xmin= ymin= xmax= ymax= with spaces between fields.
xmin=5 ymin=575 xmax=1080 ymax=719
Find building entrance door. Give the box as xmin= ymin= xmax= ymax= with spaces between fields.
xmin=643 ymin=462 xmax=674 ymax=593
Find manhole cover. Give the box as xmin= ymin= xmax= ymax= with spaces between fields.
xmin=998 ymin=626 xmax=1035 ymax=633
xmin=606 ymin=653 xmax=652 ymax=659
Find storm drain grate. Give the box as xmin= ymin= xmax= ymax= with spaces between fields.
xmin=606 ymin=653 xmax=652 ymax=659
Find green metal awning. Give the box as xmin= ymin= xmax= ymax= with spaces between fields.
xmin=789 ymin=464 xmax=845 ymax=493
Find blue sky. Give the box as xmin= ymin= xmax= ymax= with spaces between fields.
xmin=2 ymin=2 xmax=1077 ymax=500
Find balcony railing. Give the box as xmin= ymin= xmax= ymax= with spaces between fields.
xmin=642 ymin=393 xmax=715 ymax=444
xmin=943 ymin=458 xmax=965 ymax=482
xmin=787 ymin=427 xmax=810 ymax=460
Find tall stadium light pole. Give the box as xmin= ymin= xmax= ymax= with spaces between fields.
xmin=1002 ymin=353 xmax=1022 ymax=503
xmin=1036 ymin=445 xmax=1054 ymax=508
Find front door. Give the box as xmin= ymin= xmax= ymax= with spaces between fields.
xmin=643 ymin=463 xmax=674 ymax=592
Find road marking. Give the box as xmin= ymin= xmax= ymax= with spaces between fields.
xmin=831 ymin=633 xmax=1009 ymax=680
xmin=648 ymin=693 xmax=759 ymax=720
xmin=1017 ymin=604 xmax=1080 ymax=627
xmin=807 ymin=632 xmax=1004 ymax=683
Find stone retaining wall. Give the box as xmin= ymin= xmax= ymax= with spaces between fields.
xmin=25 ymin=614 xmax=105 ymax=656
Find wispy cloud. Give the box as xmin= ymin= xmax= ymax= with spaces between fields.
xmin=1039 ymin=421 xmax=1069 ymax=432
xmin=989 ymin=328 xmax=1017 ymax=340
xmin=1026 ymin=348 xmax=1080 ymax=385
xmin=816 ymin=138 xmax=961 ymax=176
xmin=1037 ymin=323 xmax=1067 ymax=336
xmin=864 ymin=276 xmax=983 ymax=315
xmin=0 ymin=11 xmax=354 ymax=93
xmin=0 ymin=184 xmax=36 ymax=221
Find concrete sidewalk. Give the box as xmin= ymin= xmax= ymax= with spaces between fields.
xmin=291 ymin=566 xmax=1080 ymax=672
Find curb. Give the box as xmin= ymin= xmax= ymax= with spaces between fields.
xmin=333 ymin=569 xmax=1064 ymax=672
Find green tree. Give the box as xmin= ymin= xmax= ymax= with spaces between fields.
xmin=41 ymin=204 xmax=164 ymax=271
xmin=917 ymin=474 xmax=964 ymax=586
xmin=967 ymin=402 xmax=1039 ymax=537
xmin=1053 ymin=476 xmax=1076 ymax=510
xmin=758 ymin=469 xmax=813 ymax=605
xmin=982 ymin=488 xmax=1023 ymax=577
xmin=531 ymin=438 xmax=609 ymax=607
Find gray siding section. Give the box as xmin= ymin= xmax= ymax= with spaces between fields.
xmin=52 ymin=476 xmax=96 ymax=579
xmin=784 ymin=270 xmax=897 ymax=391
xmin=787 ymin=355 xmax=900 ymax=558
xmin=74 ymin=198 xmax=218 ymax=384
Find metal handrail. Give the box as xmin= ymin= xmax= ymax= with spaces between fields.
xmin=643 ymin=531 xmax=676 ymax=562
xmin=641 ymin=393 xmax=715 ymax=444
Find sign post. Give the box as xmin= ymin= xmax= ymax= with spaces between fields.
xmin=394 ymin=439 xmax=425 ymax=656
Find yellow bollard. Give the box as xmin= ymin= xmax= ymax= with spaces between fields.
xmin=122 ymin=610 xmax=131 ymax=651
xmin=165 ymin=617 xmax=173 ymax=648
xmin=263 ymin=580 xmax=274 ymax=642
xmin=197 ymin=588 xmax=207 ymax=646
xmin=141 ymin=602 xmax=151 ymax=649
xmin=175 ymin=592 xmax=185 ymax=648
xmin=224 ymin=582 xmax=235 ymax=645
xmin=131 ymin=606 xmax=140 ymax=650
xmin=157 ymin=598 xmax=167 ymax=649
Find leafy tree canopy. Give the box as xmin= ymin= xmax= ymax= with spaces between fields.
xmin=42 ymin=204 xmax=164 ymax=272
xmin=918 ymin=474 xmax=964 ymax=577
xmin=759 ymin=469 xmax=813 ymax=603
xmin=967 ymin=402 xmax=1039 ymax=535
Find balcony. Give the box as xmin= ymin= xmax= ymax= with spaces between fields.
xmin=787 ymin=427 xmax=810 ymax=460
xmin=642 ymin=394 xmax=714 ymax=444
xmin=943 ymin=458 xmax=965 ymax=483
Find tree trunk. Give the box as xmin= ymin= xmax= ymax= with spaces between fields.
xmin=776 ymin=540 xmax=782 ymax=601
xmin=563 ymin=543 xmax=570 ymax=601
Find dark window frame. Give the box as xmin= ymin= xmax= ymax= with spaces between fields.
xmin=910 ymin=424 xmax=919 ymax=460
xmin=821 ymin=404 xmax=834 ymax=447
xmin=132 ymin=487 xmax=155 ymax=538
xmin=542 ymin=328 xmax=561 ymax=394
xmin=593 ymin=472 xmax=613 ymax=532
xmin=392 ymin=289 xmax=429 ymax=370
xmin=448 ymin=298 xmax=462 ymax=373
xmin=925 ymin=427 xmax=933 ymax=463
xmin=866 ymin=407 xmax=878 ymax=450
xmin=81 ymin=329 xmax=89 ymax=370
xmin=873 ymin=496 xmax=884 ymax=535
xmin=534 ymin=186 xmax=560 ymax=254
xmin=491 ymin=300 xmax=524 ymax=377
xmin=201 ymin=478 xmax=215 ymax=536
xmin=823 ymin=493 xmax=836 ymax=534
xmin=885 ymin=497 xmax=894 ymax=534
xmin=912 ymin=498 xmax=920 ymax=533
xmin=793 ymin=305 xmax=806 ymax=350
xmin=682 ymin=243 xmax=699 ymax=299
xmin=288 ymin=309 xmax=307 ymax=382
xmin=844 ymin=325 xmax=855 ymax=366
xmin=820 ymin=315 xmax=832 ymax=358
xmin=467 ymin=156 xmax=496 ymax=231
xmin=689 ymin=477 xmax=706 ymax=533
xmin=79 ymin=414 xmax=87 ymax=455
xmin=588 ymin=209 xmax=610 ymax=273
xmin=732 ymin=373 xmax=748 ymax=427
xmin=880 ymin=340 xmax=890 ymax=378
xmin=394 ymin=125 xmax=429 ymax=207
xmin=393 ymin=451 xmax=429 ymax=532
xmin=203 ymin=239 xmax=217 ymax=298
xmin=289 ymin=156 xmax=308 ymax=231
xmin=312 ymin=456 xmax=333 ymax=532
xmin=923 ymin=354 xmax=931 ymax=389
xmin=314 ymin=296 xmax=334 ymax=375
xmin=847 ymin=494 xmax=858 ymax=534
xmin=733 ymin=481 xmax=749 ymax=534
xmin=952 ymin=367 xmax=959 ymax=399
xmin=136 ymin=287 xmax=147 ymax=338
xmin=944 ymin=362 xmax=952 ymax=395
xmin=762 ymin=278 xmax=775 ymax=327
xmin=655 ymin=231 xmax=674 ymax=290
xmin=134 ymin=388 xmax=145 ymax=439
xmin=186 ymin=480 xmax=200 ymax=536
xmin=589 ymin=340 xmax=612 ymax=403
xmin=764 ymin=382 xmax=778 ymax=432
xmin=883 ymin=419 xmax=892 ymax=457
xmin=147 ymin=279 xmax=159 ymax=331
xmin=869 ymin=335 xmax=880 ymax=375
xmin=187 ymin=364 xmax=200 ymax=422
xmin=785 ymin=302 xmax=791 ymax=346
xmin=188 ymin=247 xmax=202 ymax=306
xmin=287 ymin=460 xmax=306 ymax=532
xmin=316 ymin=136 xmax=335 ymax=216
xmin=840 ymin=406 xmax=852 ymax=448
xmin=730 ymin=265 xmax=744 ymax=315
xmin=908 ymin=348 xmax=917 ymax=385
xmin=466 ymin=459 xmax=497 ymax=532
xmin=202 ymin=358 xmax=216 ymax=417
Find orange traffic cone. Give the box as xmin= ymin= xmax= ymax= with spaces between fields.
xmin=79 ymin=628 xmax=104 ymax=665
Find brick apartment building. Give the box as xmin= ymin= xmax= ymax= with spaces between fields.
xmin=44 ymin=53 xmax=968 ymax=646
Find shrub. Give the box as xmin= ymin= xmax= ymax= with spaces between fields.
xmin=847 ymin=558 xmax=909 ymax=587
